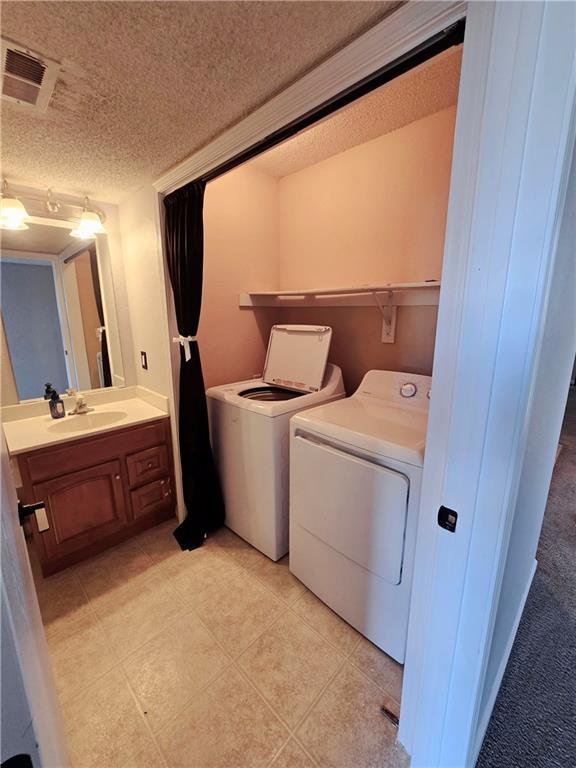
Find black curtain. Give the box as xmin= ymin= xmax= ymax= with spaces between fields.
xmin=163 ymin=180 xmax=225 ymax=550
xmin=89 ymin=248 xmax=112 ymax=387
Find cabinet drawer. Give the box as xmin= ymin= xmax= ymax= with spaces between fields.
xmin=127 ymin=445 xmax=169 ymax=488
xmin=131 ymin=477 xmax=172 ymax=519
xmin=24 ymin=420 xmax=169 ymax=483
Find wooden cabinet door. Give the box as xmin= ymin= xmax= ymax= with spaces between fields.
xmin=32 ymin=460 xmax=128 ymax=561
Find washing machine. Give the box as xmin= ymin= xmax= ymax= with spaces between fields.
xmin=289 ymin=369 xmax=431 ymax=662
xmin=206 ymin=325 xmax=345 ymax=561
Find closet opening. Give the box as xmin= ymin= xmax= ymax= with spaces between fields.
xmin=196 ymin=25 xmax=464 ymax=751
xmin=200 ymin=36 xmax=463 ymax=393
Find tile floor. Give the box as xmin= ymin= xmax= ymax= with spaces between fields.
xmin=32 ymin=522 xmax=408 ymax=768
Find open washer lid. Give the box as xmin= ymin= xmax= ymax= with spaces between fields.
xmin=263 ymin=325 xmax=332 ymax=393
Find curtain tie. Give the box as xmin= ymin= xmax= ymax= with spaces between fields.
xmin=173 ymin=334 xmax=197 ymax=362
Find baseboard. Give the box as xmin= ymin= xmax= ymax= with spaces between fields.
xmin=472 ymin=558 xmax=538 ymax=764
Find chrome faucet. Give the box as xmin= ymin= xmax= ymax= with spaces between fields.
xmin=66 ymin=389 xmax=94 ymax=415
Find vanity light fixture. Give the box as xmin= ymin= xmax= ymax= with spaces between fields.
xmin=0 ymin=179 xmax=30 ymax=230
xmin=70 ymin=196 xmax=106 ymax=239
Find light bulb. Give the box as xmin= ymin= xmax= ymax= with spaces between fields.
xmin=70 ymin=207 xmax=105 ymax=238
xmin=1 ymin=220 xmax=29 ymax=231
xmin=0 ymin=196 xmax=30 ymax=230
xmin=70 ymin=226 xmax=96 ymax=239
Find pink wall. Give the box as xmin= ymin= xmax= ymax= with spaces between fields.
xmin=276 ymin=106 xmax=456 ymax=391
xmin=202 ymin=107 xmax=456 ymax=393
xmin=278 ymin=106 xmax=456 ymax=287
xmin=201 ymin=165 xmax=279 ymax=388
xmin=277 ymin=305 xmax=438 ymax=394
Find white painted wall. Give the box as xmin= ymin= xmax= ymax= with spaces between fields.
xmin=476 ymin=141 xmax=576 ymax=750
xmin=117 ymin=185 xmax=185 ymax=519
xmin=118 ymin=185 xmax=173 ymax=395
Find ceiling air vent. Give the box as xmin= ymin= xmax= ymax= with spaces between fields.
xmin=1 ymin=38 xmax=60 ymax=112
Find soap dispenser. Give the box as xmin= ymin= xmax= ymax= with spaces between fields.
xmin=49 ymin=389 xmax=65 ymax=419
xmin=44 ymin=383 xmax=55 ymax=400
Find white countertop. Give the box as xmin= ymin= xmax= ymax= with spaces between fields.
xmin=2 ymin=397 xmax=169 ymax=456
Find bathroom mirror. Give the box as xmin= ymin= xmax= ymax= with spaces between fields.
xmin=1 ymin=217 xmax=125 ymax=402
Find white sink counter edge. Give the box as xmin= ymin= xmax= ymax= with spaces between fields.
xmin=1 ymin=385 xmax=168 ymax=422
xmin=2 ymin=389 xmax=170 ymax=456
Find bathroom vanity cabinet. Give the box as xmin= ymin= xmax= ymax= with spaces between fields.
xmin=17 ymin=417 xmax=176 ymax=576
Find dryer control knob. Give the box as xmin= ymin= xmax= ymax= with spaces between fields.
xmin=400 ymin=383 xmax=417 ymax=398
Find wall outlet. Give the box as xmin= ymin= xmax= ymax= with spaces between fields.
xmin=381 ymin=307 xmax=397 ymax=344
xmin=140 ymin=351 xmax=148 ymax=370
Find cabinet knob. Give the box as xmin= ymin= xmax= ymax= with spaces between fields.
xmin=115 ymin=474 xmax=120 ymax=480
xmin=147 ymin=462 xmax=153 ymax=469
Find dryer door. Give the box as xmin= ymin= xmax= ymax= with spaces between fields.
xmin=292 ymin=435 xmax=409 ymax=585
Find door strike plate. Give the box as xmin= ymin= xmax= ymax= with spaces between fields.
xmin=438 ymin=505 xmax=458 ymax=533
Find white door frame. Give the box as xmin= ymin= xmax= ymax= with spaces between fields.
xmin=153 ymin=1 xmax=575 ymax=764
xmin=401 ymin=2 xmax=576 ymax=765
xmin=1 ymin=436 xmax=69 ymax=765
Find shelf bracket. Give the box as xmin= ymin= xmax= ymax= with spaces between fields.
xmin=373 ymin=290 xmax=397 ymax=344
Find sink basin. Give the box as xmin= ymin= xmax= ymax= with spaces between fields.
xmin=47 ymin=411 xmax=127 ymax=434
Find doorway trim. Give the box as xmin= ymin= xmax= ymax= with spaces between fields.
xmin=401 ymin=2 xmax=576 ymax=766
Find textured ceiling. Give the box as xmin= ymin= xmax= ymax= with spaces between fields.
xmin=251 ymin=44 xmax=462 ymax=178
xmin=1 ymin=221 xmax=71 ymax=254
xmin=1 ymin=0 xmax=401 ymax=203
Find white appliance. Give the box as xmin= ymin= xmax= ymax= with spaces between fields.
xmin=207 ymin=325 xmax=345 ymax=561
xmin=289 ymin=370 xmax=432 ymax=662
